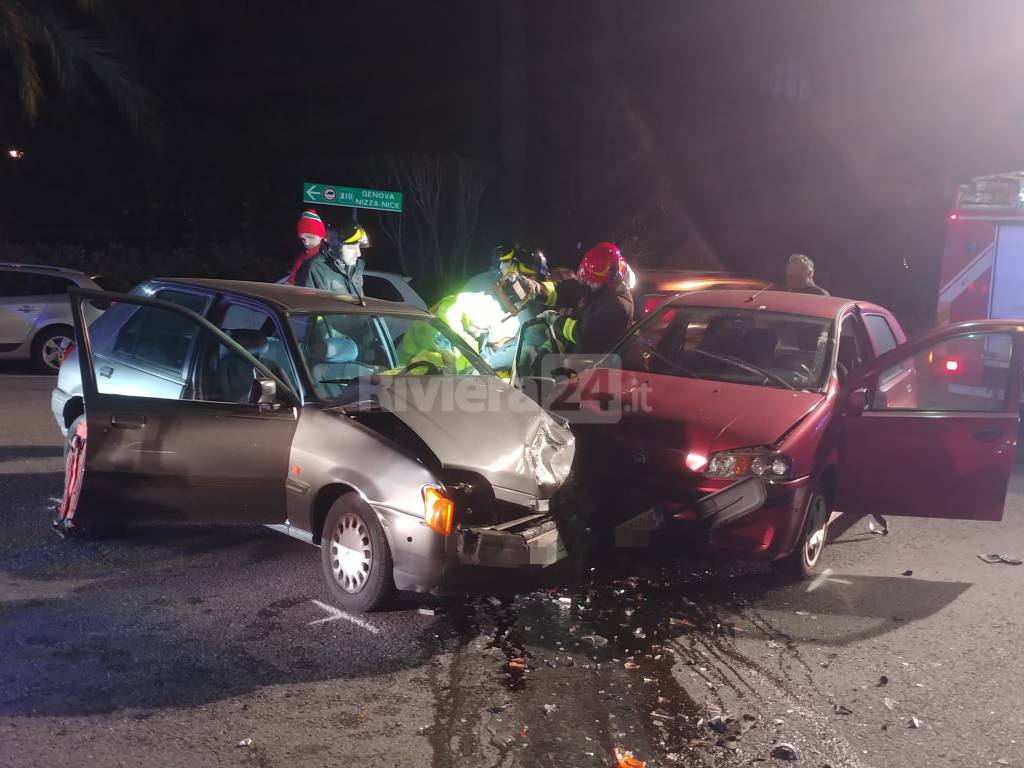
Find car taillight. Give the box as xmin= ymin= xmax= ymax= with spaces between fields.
xmin=944 ymin=358 xmax=960 ymax=373
xmin=423 ymin=485 xmax=455 ymax=536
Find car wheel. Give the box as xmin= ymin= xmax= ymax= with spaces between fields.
xmin=775 ymin=487 xmax=830 ymax=579
xmin=320 ymin=494 xmax=395 ymax=612
xmin=33 ymin=326 xmax=73 ymax=373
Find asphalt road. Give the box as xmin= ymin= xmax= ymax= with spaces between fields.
xmin=2 ymin=367 xmax=1022 ymax=768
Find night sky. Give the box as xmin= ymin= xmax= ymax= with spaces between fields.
xmin=4 ymin=1 xmax=1024 ymax=325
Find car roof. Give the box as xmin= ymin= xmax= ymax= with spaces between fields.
xmin=0 ymin=262 xmax=89 ymax=276
xmin=668 ymin=289 xmax=889 ymax=319
xmin=152 ymin=278 xmax=433 ymax=317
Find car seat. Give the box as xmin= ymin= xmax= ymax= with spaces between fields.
xmin=698 ymin=316 xmax=746 ymax=358
xmin=312 ymin=336 xmax=375 ymax=397
xmin=743 ymin=328 xmax=779 ymax=368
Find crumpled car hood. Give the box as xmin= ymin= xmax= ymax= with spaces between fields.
xmin=338 ymin=376 xmax=575 ymax=499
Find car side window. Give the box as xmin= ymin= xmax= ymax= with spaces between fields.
xmin=362 ymin=275 xmax=405 ymax=303
xmin=869 ymin=332 xmax=1012 ymax=412
xmin=210 ymin=302 xmax=298 ymax=393
xmin=0 ymin=271 xmax=35 ymax=297
xmin=28 ymin=274 xmax=77 ymax=296
xmin=88 ymin=298 xmax=277 ymax=405
xmin=836 ymin=316 xmax=869 ymax=379
xmin=863 ymin=314 xmax=898 ymax=355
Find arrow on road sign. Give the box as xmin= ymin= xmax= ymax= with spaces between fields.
xmin=304 ymin=184 xmax=322 ymax=200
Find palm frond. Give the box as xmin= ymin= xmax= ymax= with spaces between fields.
xmin=0 ymin=0 xmax=45 ymax=121
xmin=29 ymin=6 xmax=163 ymax=145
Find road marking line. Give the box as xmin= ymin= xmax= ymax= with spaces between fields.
xmin=307 ymin=599 xmax=380 ymax=634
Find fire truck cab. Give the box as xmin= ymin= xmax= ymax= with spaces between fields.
xmin=937 ymin=172 xmax=1024 ymax=402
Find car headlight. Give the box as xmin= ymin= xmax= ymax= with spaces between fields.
xmin=705 ymin=448 xmax=792 ymax=480
xmin=524 ymin=419 xmax=575 ymax=491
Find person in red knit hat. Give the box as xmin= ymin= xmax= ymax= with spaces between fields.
xmin=287 ymin=209 xmax=328 ymax=286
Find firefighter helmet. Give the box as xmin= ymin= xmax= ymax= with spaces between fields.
xmin=497 ymin=243 xmax=550 ymax=280
xmin=338 ymin=223 xmax=370 ymax=248
xmin=579 ymin=242 xmax=623 ymax=286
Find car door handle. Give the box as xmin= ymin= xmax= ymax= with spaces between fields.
xmin=16 ymin=305 xmax=36 ymax=313
xmin=111 ymin=414 xmax=146 ymax=430
xmin=99 ymin=366 xmax=114 ymax=378
xmin=974 ymin=427 xmax=1002 ymax=443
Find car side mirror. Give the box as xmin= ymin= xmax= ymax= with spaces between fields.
xmin=847 ymin=387 xmax=867 ymax=412
xmin=250 ymin=376 xmax=279 ymax=410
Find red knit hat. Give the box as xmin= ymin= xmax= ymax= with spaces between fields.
xmin=297 ymin=209 xmax=326 ymax=238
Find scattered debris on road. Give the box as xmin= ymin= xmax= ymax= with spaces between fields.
xmin=902 ymin=570 xmax=913 ymax=576
xmin=543 ymin=703 xmax=559 ymax=715
xmin=581 ymin=634 xmax=608 ymax=647
xmin=908 ymin=717 xmax=922 ymax=729
xmin=613 ymin=746 xmax=646 ymax=768
xmin=878 ymin=675 xmax=889 ymax=686
xmin=832 ymin=704 xmax=853 ymax=715
xmin=978 ymin=553 xmax=1023 ymax=565
xmin=770 ymin=742 xmax=799 ymax=760
xmin=237 ymin=738 xmax=252 ymax=748
xmin=883 ymin=697 xmax=896 ymax=711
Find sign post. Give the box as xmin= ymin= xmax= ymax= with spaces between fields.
xmin=303 ymin=183 xmax=403 ymax=213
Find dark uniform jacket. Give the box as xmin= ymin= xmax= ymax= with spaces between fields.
xmin=540 ymin=279 xmax=634 ymax=354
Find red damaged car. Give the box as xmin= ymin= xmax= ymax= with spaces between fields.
xmin=553 ymin=289 xmax=1024 ymax=576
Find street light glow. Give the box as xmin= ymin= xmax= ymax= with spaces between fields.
xmin=7 ymin=148 xmax=24 ymax=159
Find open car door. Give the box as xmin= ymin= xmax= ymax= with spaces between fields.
xmin=836 ymin=321 xmax=1024 ymax=522
xmin=59 ymin=289 xmax=300 ymax=531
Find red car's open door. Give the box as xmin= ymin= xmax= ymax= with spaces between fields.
xmin=836 ymin=321 xmax=1024 ymax=522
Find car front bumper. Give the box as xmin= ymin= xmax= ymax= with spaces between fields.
xmin=373 ymin=498 xmax=567 ymax=597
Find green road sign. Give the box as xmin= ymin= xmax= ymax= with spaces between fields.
xmin=303 ymin=183 xmax=403 ymax=212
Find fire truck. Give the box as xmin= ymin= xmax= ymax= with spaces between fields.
xmin=936 ymin=172 xmax=1024 ymax=397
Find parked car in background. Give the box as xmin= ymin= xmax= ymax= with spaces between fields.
xmin=276 ymin=269 xmax=427 ymax=340
xmin=0 ymin=263 xmax=107 ymax=371
xmin=547 ymin=289 xmax=1022 ymax=577
xmin=53 ymin=279 xmax=575 ymax=612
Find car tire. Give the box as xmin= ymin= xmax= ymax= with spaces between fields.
xmin=32 ymin=325 xmax=73 ymax=373
xmin=320 ymin=494 xmax=395 ymax=613
xmin=775 ymin=487 xmax=831 ymax=580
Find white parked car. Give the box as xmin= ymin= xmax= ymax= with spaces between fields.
xmin=277 ymin=269 xmax=427 ymax=339
xmin=0 ymin=263 xmax=106 ymax=371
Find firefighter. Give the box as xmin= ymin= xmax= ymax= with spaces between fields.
xmin=296 ymin=221 xmax=369 ymax=297
xmin=528 ymin=242 xmax=635 ymax=354
xmin=484 ymin=244 xmax=553 ymax=370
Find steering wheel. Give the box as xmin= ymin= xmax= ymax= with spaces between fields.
xmin=400 ymin=359 xmax=443 ymax=376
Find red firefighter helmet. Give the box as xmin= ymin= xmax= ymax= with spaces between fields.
xmin=578 ymin=242 xmax=623 ymax=286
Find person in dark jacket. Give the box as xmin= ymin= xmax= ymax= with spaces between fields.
xmin=785 ymin=253 xmax=830 ymax=296
xmin=533 ymin=242 xmax=634 ymax=354
xmin=296 ymin=222 xmax=369 ymax=297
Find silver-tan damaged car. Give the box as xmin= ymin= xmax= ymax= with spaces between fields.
xmin=52 ymin=279 xmax=575 ymax=611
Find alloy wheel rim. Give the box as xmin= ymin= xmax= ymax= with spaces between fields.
xmin=329 ymin=512 xmax=372 ymax=594
xmin=804 ymin=495 xmax=828 ymax=567
xmin=42 ymin=336 xmax=71 ymax=370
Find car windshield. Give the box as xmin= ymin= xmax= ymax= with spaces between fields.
xmin=609 ymin=304 xmax=834 ymax=391
xmin=288 ymin=311 xmax=495 ymax=401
